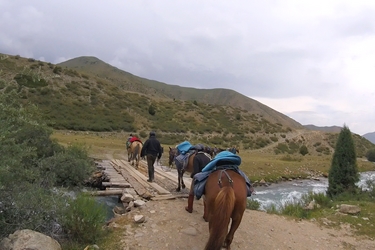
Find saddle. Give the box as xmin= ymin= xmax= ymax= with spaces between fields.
xmin=193 ymin=166 xmax=253 ymax=200
xmin=175 ymin=150 xmax=195 ymax=170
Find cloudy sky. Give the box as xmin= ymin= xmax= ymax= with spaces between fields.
xmin=1 ymin=0 xmax=374 ymax=135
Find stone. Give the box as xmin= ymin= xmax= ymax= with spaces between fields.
xmin=134 ymin=214 xmax=145 ymax=223
xmin=339 ymin=204 xmax=361 ymax=215
xmin=134 ymin=199 xmax=146 ymax=207
xmin=181 ymin=227 xmax=197 ymax=236
xmin=0 ymin=229 xmax=61 ymax=250
xmin=121 ymin=193 xmax=134 ymax=203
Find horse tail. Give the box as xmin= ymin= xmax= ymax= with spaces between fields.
xmin=204 ymin=186 xmax=235 ymax=250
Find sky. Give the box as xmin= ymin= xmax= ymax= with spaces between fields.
xmin=1 ymin=0 xmax=374 ymax=135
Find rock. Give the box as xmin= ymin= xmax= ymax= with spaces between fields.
xmin=181 ymin=227 xmax=197 ymax=236
xmin=141 ymin=191 xmax=153 ymax=200
xmin=121 ymin=193 xmax=134 ymax=203
xmin=114 ymin=205 xmax=126 ymax=215
xmin=134 ymin=199 xmax=146 ymax=207
xmin=125 ymin=201 xmax=134 ymax=212
xmin=134 ymin=214 xmax=145 ymax=223
xmin=304 ymin=200 xmax=316 ymax=210
xmin=338 ymin=204 xmax=361 ymax=215
xmin=0 ymin=229 xmax=61 ymax=250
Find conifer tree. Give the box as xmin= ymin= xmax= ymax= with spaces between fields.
xmin=327 ymin=125 xmax=359 ymax=197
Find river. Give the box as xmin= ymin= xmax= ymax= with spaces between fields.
xmin=96 ymin=171 xmax=375 ymax=219
xmin=251 ymin=171 xmax=375 ymax=211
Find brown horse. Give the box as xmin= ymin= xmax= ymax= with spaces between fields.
xmin=128 ymin=141 xmax=143 ymax=169
xmin=203 ymin=169 xmax=247 ymax=250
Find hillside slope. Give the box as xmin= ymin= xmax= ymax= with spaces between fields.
xmin=1 ymin=52 xmax=373 ymax=156
xmin=58 ymin=56 xmax=303 ymax=129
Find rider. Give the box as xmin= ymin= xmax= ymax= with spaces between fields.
xmin=185 ymin=144 xmax=211 ymax=213
xmin=126 ymin=133 xmax=133 ymax=149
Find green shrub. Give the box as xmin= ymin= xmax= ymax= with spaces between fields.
xmin=39 ymin=144 xmax=95 ymax=187
xmin=0 ymin=184 xmax=68 ymax=239
xmin=365 ymin=148 xmax=375 ymax=162
xmin=62 ymin=193 xmax=107 ymax=243
xmin=299 ymin=145 xmax=308 ymax=156
xmin=280 ymin=201 xmax=311 ymax=219
xmin=246 ymin=198 xmax=260 ymax=210
xmin=301 ymin=191 xmax=333 ymax=209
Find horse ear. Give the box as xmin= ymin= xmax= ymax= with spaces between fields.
xmin=169 ymin=146 xmax=172 ymax=150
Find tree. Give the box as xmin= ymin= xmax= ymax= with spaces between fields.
xmin=327 ymin=125 xmax=359 ymax=197
xmin=365 ymin=148 xmax=375 ymax=162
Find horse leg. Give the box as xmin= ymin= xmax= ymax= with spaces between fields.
xmin=224 ymin=208 xmax=245 ymax=249
xmin=180 ymin=170 xmax=186 ymax=189
xmin=176 ymin=172 xmax=181 ymax=192
xmin=203 ymin=197 xmax=208 ymax=222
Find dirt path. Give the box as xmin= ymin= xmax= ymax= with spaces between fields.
xmin=110 ymin=198 xmax=373 ymax=250
xmin=103 ymin=159 xmax=374 ymax=250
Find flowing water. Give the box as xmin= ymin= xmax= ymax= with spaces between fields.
xmin=96 ymin=171 xmax=375 ymax=218
xmin=251 ymin=171 xmax=375 ymax=211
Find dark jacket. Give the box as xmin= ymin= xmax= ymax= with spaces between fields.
xmin=191 ymin=152 xmax=211 ymax=178
xmin=141 ymin=135 xmax=163 ymax=159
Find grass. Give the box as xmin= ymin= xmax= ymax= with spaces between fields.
xmin=51 ymin=130 xmax=375 ymax=184
xmin=51 ymin=130 xmax=375 ymax=241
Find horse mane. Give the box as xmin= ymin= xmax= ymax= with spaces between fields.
xmin=204 ymin=186 xmax=235 ymax=250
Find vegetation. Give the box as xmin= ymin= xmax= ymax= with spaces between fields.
xmin=365 ymin=148 xmax=375 ymax=162
xmin=0 ymin=91 xmax=107 ymax=247
xmin=327 ymin=126 xmax=359 ymax=197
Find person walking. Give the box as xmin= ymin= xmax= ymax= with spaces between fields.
xmin=141 ymin=131 xmax=163 ymax=182
xmin=185 ymin=144 xmax=211 ymax=213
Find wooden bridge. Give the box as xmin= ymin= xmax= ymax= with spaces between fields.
xmin=92 ymin=159 xmax=192 ymax=201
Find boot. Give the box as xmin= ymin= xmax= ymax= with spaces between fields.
xmin=185 ymin=194 xmax=194 ymax=213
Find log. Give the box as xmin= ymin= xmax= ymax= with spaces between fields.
xmin=102 ymin=181 xmax=131 ymax=188
xmin=91 ymin=189 xmax=123 ymax=196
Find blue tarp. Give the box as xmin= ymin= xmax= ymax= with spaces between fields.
xmin=176 ymin=141 xmax=192 ymax=155
xmin=202 ymin=151 xmax=241 ymax=172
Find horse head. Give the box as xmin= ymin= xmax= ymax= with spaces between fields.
xmin=168 ymin=147 xmax=178 ymax=167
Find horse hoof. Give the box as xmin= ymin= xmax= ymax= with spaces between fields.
xmin=203 ymin=216 xmax=208 ymax=222
xmin=182 ymin=185 xmax=186 ymax=189
xmin=185 ymin=206 xmax=193 ymax=213
xmin=176 ymin=188 xmax=181 ymax=192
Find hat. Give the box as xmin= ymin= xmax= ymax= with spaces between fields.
xmin=149 ymin=131 xmax=156 ymax=136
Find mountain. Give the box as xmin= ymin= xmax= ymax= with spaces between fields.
xmin=58 ymin=56 xmax=303 ymax=129
xmin=1 ymin=52 xmax=374 ymax=156
xmin=363 ymin=132 xmax=375 ymax=144
xmin=304 ymin=125 xmax=342 ymax=133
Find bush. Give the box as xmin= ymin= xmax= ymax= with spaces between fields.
xmin=365 ymin=148 xmax=375 ymax=162
xmin=62 ymin=193 xmax=107 ymax=243
xmin=299 ymin=145 xmax=308 ymax=156
xmin=0 ymin=184 xmax=69 ymax=239
xmin=39 ymin=144 xmax=95 ymax=187
xmin=246 ymin=199 xmax=260 ymax=210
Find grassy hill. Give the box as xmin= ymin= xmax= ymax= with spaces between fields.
xmin=1 ymin=52 xmax=374 ymax=157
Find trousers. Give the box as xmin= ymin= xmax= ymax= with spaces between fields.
xmin=146 ymin=154 xmax=157 ymax=181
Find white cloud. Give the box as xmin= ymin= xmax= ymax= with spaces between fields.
xmin=1 ymin=0 xmax=375 ymax=135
